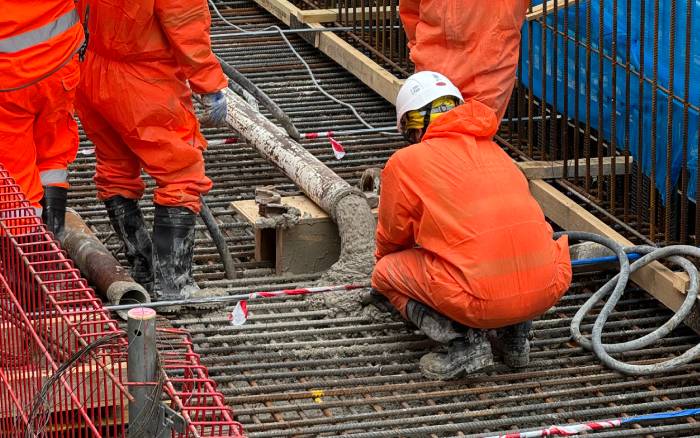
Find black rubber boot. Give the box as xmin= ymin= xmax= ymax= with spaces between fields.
xmin=490 ymin=320 xmax=533 ymax=368
xmin=419 ymin=329 xmax=494 ymax=380
xmin=104 ymin=196 xmax=154 ymax=291
xmin=405 ymin=299 xmax=465 ymax=344
xmin=40 ymin=186 xmax=67 ymax=239
xmin=152 ymin=204 xmax=199 ymax=302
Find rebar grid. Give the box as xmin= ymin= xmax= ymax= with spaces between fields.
xmin=62 ymin=1 xmax=700 ymax=436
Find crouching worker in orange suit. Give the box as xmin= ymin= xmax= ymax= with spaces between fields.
xmin=75 ymin=0 xmax=229 ymax=301
xmin=367 ymin=72 xmax=573 ymax=380
xmin=399 ymin=0 xmax=528 ymax=122
xmin=0 ymin=1 xmax=85 ymax=237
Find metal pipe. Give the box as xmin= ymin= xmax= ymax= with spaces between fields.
xmin=127 ymin=307 xmax=159 ymax=435
xmin=60 ymin=208 xmax=150 ymax=319
xmin=105 ymin=283 xmax=369 ymax=313
xmin=220 ymin=87 xmax=376 ymax=282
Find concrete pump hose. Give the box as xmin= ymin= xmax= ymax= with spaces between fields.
xmin=554 ymin=231 xmax=700 ymax=375
xmin=217 ymin=56 xmax=302 ymax=140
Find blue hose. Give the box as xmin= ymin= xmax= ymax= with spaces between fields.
xmin=571 ymin=252 xmax=641 ymax=267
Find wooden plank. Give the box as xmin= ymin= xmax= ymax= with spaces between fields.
xmin=526 ymin=0 xmax=585 ymax=21
xmin=518 ymin=156 xmax=632 ymax=180
xmin=252 ymin=0 xmax=297 ymax=23
xmin=298 ymin=6 xmax=395 ymax=24
xmin=312 ymin=22 xmax=404 ymax=104
xmin=231 ymin=195 xmax=377 ymax=226
xmin=231 ymin=195 xmax=329 ymax=225
xmin=252 ymin=0 xmax=404 ymax=103
xmin=529 ymin=179 xmax=690 ymax=314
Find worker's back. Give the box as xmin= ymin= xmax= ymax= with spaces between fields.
xmin=400 ymin=0 xmax=528 ymax=121
xmin=84 ymin=0 xmax=172 ymax=61
xmin=379 ymin=100 xmax=571 ymax=327
xmin=0 ymin=1 xmax=83 ymax=90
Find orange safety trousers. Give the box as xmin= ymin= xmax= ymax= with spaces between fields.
xmin=373 ymin=246 xmax=572 ymax=329
xmin=0 ymin=56 xmax=80 ymax=209
xmin=75 ymin=52 xmax=213 ymax=213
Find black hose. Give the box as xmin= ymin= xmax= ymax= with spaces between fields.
xmin=217 ymin=56 xmax=302 ymax=140
xmin=199 ymin=197 xmax=237 ymax=280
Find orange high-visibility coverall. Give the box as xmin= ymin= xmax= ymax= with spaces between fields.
xmin=372 ymin=100 xmax=572 ymax=329
xmin=75 ymin=0 xmax=227 ymax=213
xmin=400 ymin=0 xmax=528 ymax=121
xmin=0 ymin=1 xmax=84 ymax=209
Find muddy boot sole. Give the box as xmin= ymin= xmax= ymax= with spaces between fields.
xmin=419 ymin=339 xmax=495 ymax=380
xmin=419 ymin=352 xmax=466 ymax=380
xmin=463 ymin=341 xmax=495 ymax=374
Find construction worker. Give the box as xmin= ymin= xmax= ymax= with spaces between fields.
xmin=369 ymin=72 xmax=572 ymax=380
xmin=399 ymin=0 xmax=528 ymax=122
xmin=0 ymin=1 xmax=85 ymax=237
xmin=75 ymin=0 xmax=229 ymax=300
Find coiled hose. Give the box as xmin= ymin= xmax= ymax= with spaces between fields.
xmin=555 ymin=231 xmax=700 ymax=375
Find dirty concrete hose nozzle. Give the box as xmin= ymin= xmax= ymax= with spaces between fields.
xmin=221 ymin=88 xmax=376 ymax=282
xmin=61 ymin=208 xmax=150 ymax=319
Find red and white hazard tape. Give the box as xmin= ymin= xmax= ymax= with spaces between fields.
xmin=488 ymin=419 xmax=623 ymax=438
xmin=208 ymin=137 xmax=239 ymax=146
xmin=303 ymin=131 xmax=346 ymax=160
xmin=228 ymin=284 xmax=366 ymax=325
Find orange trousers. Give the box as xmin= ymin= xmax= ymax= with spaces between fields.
xmin=372 ymin=248 xmax=572 ymax=329
xmin=75 ymin=52 xmax=212 ymax=213
xmin=0 ymin=56 xmax=80 ymax=209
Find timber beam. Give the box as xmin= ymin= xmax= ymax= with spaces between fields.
xmin=298 ymin=6 xmax=397 ymax=24
xmin=518 ymin=157 xmax=630 ymax=180
xmin=526 ymin=0 xmax=588 ymax=21
xmin=252 ymin=0 xmax=403 ymax=104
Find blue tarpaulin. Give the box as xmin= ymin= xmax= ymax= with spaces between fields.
xmin=521 ymin=0 xmax=700 ymax=202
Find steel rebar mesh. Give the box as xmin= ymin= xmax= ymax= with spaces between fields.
xmin=63 ymin=0 xmax=700 ymax=436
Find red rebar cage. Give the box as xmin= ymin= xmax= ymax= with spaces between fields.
xmin=0 ymin=164 xmax=244 ymax=437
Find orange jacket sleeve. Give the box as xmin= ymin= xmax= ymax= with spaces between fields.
xmin=154 ymin=0 xmax=227 ymax=94
xmin=399 ymin=0 xmax=420 ymax=49
xmin=375 ymin=160 xmax=417 ymax=261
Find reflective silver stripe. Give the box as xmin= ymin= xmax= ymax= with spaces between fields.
xmin=0 ymin=9 xmax=79 ymax=54
xmin=40 ymin=169 xmax=68 ymax=186
xmin=34 ymin=206 xmax=43 ymax=217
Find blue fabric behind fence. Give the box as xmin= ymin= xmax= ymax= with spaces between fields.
xmin=521 ymin=1 xmax=700 ymax=203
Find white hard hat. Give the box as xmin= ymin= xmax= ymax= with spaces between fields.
xmin=395 ymin=71 xmax=463 ymax=131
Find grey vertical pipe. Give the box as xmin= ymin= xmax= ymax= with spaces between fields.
xmin=127 ymin=307 xmax=158 ymax=436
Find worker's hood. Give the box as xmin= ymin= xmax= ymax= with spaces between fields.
xmin=422 ymin=99 xmax=498 ymax=141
